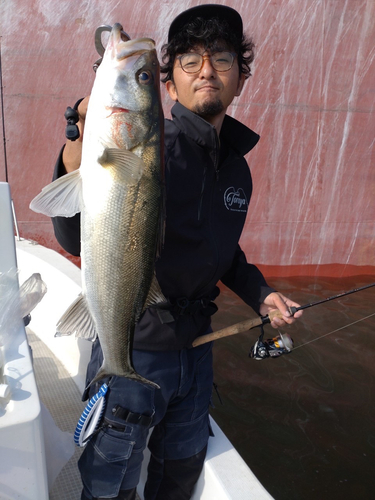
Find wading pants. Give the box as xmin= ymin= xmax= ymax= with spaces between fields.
xmin=79 ymin=339 xmax=213 ymax=499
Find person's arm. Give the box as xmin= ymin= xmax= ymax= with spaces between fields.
xmin=51 ymin=97 xmax=90 ymax=256
xmin=221 ymin=245 xmax=302 ymax=328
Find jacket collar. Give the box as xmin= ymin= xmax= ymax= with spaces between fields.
xmin=170 ymin=102 xmax=260 ymax=156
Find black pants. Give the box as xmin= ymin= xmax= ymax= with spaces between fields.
xmin=145 ymin=445 xmax=207 ymax=500
xmin=81 ymin=445 xmax=207 ymax=500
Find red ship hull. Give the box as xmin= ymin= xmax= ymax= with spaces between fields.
xmin=1 ymin=1 xmax=374 ymax=278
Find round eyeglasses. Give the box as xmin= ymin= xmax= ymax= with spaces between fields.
xmin=177 ymin=52 xmax=236 ymax=74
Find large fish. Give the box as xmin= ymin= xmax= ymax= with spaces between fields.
xmin=30 ymin=24 xmax=165 ymax=388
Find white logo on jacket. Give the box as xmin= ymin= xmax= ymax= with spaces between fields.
xmin=224 ymin=187 xmax=248 ymax=212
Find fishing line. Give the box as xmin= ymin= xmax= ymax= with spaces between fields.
xmin=293 ymin=312 xmax=375 ymax=350
xmin=249 ymin=311 xmax=375 ymax=359
xmin=195 ymin=282 xmax=375 ymax=352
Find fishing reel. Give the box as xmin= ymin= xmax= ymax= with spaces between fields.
xmin=250 ymin=326 xmax=294 ymax=360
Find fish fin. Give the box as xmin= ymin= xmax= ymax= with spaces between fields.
xmin=19 ymin=273 xmax=47 ymax=318
xmin=144 ymin=274 xmax=168 ymax=310
xmin=90 ymin=364 xmax=160 ymax=389
xmin=30 ymin=169 xmax=82 ymax=217
xmin=98 ymin=148 xmax=144 ymax=184
xmin=55 ymin=293 xmax=97 ymax=341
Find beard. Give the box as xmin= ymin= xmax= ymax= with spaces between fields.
xmin=192 ymin=98 xmax=224 ymax=119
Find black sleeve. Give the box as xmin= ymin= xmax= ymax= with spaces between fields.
xmin=51 ymin=146 xmax=81 ymax=256
xmin=220 ymin=245 xmax=275 ymax=314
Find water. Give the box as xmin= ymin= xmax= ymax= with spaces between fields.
xmin=210 ymin=276 xmax=375 ymax=500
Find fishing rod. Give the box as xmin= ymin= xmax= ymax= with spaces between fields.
xmin=192 ymin=282 xmax=375 ymax=357
xmin=287 ymin=282 xmax=375 ymax=316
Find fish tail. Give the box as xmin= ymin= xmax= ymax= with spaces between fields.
xmin=89 ymin=365 xmax=160 ymax=390
xmin=126 ymin=372 xmax=160 ymax=390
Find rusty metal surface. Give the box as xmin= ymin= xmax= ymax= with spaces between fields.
xmin=0 ymin=0 xmax=374 ymax=277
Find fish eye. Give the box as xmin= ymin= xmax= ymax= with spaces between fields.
xmin=138 ymin=70 xmax=153 ymax=85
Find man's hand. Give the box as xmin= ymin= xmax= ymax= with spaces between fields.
xmin=62 ymin=96 xmax=90 ymax=173
xmin=259 ymin=292 xmax=303 ymax=328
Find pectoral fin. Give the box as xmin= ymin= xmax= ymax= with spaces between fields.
xmin=30 ymin=169 xmax=82 ymax=217
xmin=56 ymin=293 xmax=97 ymax=341
xmin=144 ymin=274 xmax=168 ymax=310
xmin=98 ymin=148 xmax=144 ymax=184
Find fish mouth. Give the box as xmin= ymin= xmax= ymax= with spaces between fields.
xmin=108 ymin=24 xmax=155 ymax=61
xmin=98 ymin=24 xmax=156 ymax=71
xmin=116 ymin=39 xmax=156 ymax=62
xmin=107 ymin=107 xmax=129 ymax=115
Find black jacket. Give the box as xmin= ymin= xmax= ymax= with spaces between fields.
xmin=52 ymin=102 xmax=274 ymax=350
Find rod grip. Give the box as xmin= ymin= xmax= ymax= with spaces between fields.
xmin=192 ymin=309 xmax=284 ymax=347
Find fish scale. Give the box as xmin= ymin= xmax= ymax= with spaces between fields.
xmin=30 ymin=24 xmax=165 ymax=388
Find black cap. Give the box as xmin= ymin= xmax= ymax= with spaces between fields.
xmin=168 ymin=4 xmax=243 ymax=43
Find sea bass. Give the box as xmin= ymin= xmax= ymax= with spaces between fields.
xmin=30 ymin=24 xmax=165 ymax=388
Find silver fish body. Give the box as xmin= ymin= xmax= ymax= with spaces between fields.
xmin=30 ymin=24 xmax=164 ymax=388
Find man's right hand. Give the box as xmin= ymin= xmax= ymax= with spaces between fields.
xmin=62 ymin=96 xmax=90 ymax=173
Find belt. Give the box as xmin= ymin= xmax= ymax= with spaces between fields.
xmin=155 ymin=296 xmax=218 ymax=324
xmin=155 ymin=286 xmax=220 ymax=323
xmin=172 ymin=297 xmax=213 ymax=315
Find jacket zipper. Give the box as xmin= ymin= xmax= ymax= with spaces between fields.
xmin=197 ymin=166 xmax=207 ymax=221
xmin=198 ymin=131 xmax=220 ymax=221
xmin=194 ymin=131 xmax=221 ymax=298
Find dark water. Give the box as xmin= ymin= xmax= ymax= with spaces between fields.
xmin=210 ymin=276 xmax=375 ymax=500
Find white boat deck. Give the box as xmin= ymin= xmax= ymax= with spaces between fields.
xmin=26 ymin=329 xmax=85 ymax=499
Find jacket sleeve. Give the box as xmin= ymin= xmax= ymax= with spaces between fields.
xmin=220 ymin=245 xmax=275 ymax=314
xmin=51 ymin=146 xmax=81 ymax=256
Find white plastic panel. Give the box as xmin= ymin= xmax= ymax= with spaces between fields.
xmin=0 ymin=182 xmax=49 ymax=500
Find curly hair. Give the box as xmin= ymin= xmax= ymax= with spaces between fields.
xmin=161 ymin=16 xmax=255 ymax=83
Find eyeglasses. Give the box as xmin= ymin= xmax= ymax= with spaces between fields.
xmin=176 ymin=52 xmax=236 ymax=74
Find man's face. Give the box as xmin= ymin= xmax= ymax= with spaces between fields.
xmin=166 ymin=44 xmax=245 ymax=121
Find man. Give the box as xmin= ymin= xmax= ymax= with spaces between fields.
xmin=52 ymin=5 xmax=302 ymax=500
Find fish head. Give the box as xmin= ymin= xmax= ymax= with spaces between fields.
xmin=91 ymin=23 xmax=162 ymax=151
